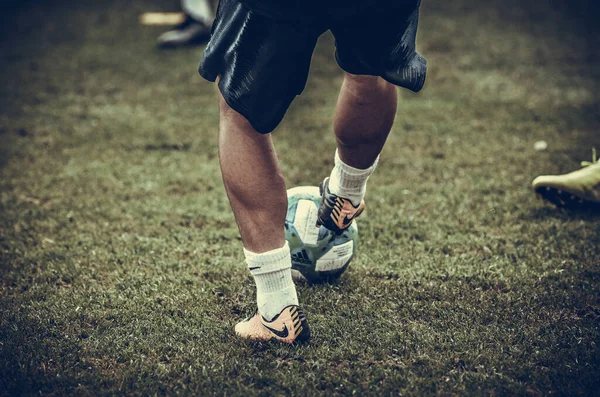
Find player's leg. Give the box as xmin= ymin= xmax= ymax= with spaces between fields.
xmin=197 ymin=0 xmax=320 ymax=342
xmin=218 ymin=93 xmax=287 ymax=254
xmin=157 ymin=0 xmax=213 ymax=48
xmin=181 ymin=0 xmax=214 ymax=26
xmin=318 ymin=0 xmax=426 ymax=232
xmin=334 ymin=73 xmax=397 ymax=170
xmin=218 ymin=94 xmax=309 ymax=343
xmin=316 ymin=73 xmax=396 ymax=231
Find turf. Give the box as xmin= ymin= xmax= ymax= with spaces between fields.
xmin=1 ymin=0 xmax=599 ymax=395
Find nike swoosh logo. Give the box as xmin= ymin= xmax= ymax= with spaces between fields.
xmin=341 ymin=214 xmax=354 ymax=226
xmin=262 ymin=323 xmax=289 ymax=338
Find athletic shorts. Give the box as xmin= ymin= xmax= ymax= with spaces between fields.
xmin=199 ymin=0 xmax=427 ymax=134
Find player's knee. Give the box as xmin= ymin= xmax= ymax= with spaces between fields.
xmin=343 ymin=73 xmax=393 ymax=101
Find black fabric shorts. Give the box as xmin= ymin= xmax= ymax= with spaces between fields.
xmin=199 ymin=0 xmax=427 ymax=134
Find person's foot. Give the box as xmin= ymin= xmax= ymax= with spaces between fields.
xmin=235 ymin=305 xmax=310 ymax=344
xmin=316 ymin=177 xmax=365 ymax=232
xmin=157 ymin=16 xmax=212 ymax=48
xmin=532 ymin=148 xmax=600 ymax=209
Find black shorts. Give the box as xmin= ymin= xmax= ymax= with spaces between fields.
xmin=199 ymin=0 xmax=427 ymax=134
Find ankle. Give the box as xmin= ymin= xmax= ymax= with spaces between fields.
xmin=328 ymin=150 xmax=378 ymax=206
xmin=244 ymin=242 xmax=299 ymax=321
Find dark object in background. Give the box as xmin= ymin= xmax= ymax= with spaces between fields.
xmin=157 ymin=0 xmax=214 ymax=48
xmin=157 ymin=15 xmax=211 ymax=48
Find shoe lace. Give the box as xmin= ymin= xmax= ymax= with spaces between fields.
xmin=580 ymin=147 xmax=598 ymax=167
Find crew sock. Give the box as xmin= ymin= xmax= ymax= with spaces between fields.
xmin=328 ymin=149 xmax=379 ymax=206
xmin=244 ymin=242 xmax=298 ymax=321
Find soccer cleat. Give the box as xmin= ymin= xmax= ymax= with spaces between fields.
xmin=234 ymin=305 xmax=310 ymax=344
xmin=316 ymin=177 xmax=365 ymax=233
xmin=532 ymin=148 xmax=600 ymax=209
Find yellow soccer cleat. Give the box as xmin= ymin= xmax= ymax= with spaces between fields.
xmin=532 ymin=148 xmax=600 ymax=209
xmin=235 ymin=305 xmax=310 ymax=344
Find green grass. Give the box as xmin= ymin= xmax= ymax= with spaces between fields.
xmin=1 ymin=0 xmax=599 ymax=395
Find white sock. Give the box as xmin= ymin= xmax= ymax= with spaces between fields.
xmin=244 ymin=242 xmax=298 ymax=321
xmin=328 ymin=149 xmax=379 ymax=206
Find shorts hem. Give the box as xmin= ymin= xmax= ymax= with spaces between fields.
xmin=334 ymin=49 xmax=374 ymax=78
xmin=216 ymin=79 xmax=278 ymax=134
xmin=335 ymin=50 xmax=427 ymax=93
xmin=198 ymin=65 xmax=217 ymax=83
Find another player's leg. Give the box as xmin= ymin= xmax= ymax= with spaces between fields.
xmin=157 ymin=0 xmax=213 ymax=48
xmin=218 ymin=94 xmax=309 ymax=343
xmin=532 ymin=148 xmax=600 ymax=209
xmin=317 ymin=73 xmax=397 ymax=232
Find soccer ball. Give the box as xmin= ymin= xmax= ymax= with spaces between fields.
xmin=285 ymin=186 xmax=358 ymax=283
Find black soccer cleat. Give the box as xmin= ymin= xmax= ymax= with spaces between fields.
xmin=316 ymin=178 xmax=365 ymax=233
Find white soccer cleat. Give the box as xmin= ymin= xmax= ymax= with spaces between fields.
xmin=235 ymin=305 xmax=310 ymax=344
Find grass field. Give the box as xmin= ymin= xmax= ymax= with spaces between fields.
xmin=1 ymin=0 xmax=599 ymax=395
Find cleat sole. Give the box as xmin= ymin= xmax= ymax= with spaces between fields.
xmin=534 ymin=186 xmax=600 ymax=210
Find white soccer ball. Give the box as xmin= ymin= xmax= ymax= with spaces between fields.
xmin=285 ymin=186 xmax=358 ymax=283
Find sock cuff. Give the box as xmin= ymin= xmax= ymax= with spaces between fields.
xmin=244 ymin=242 xmax=291 ymax=274
xmin=334 ymin=149 xmax=379 ymax=175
